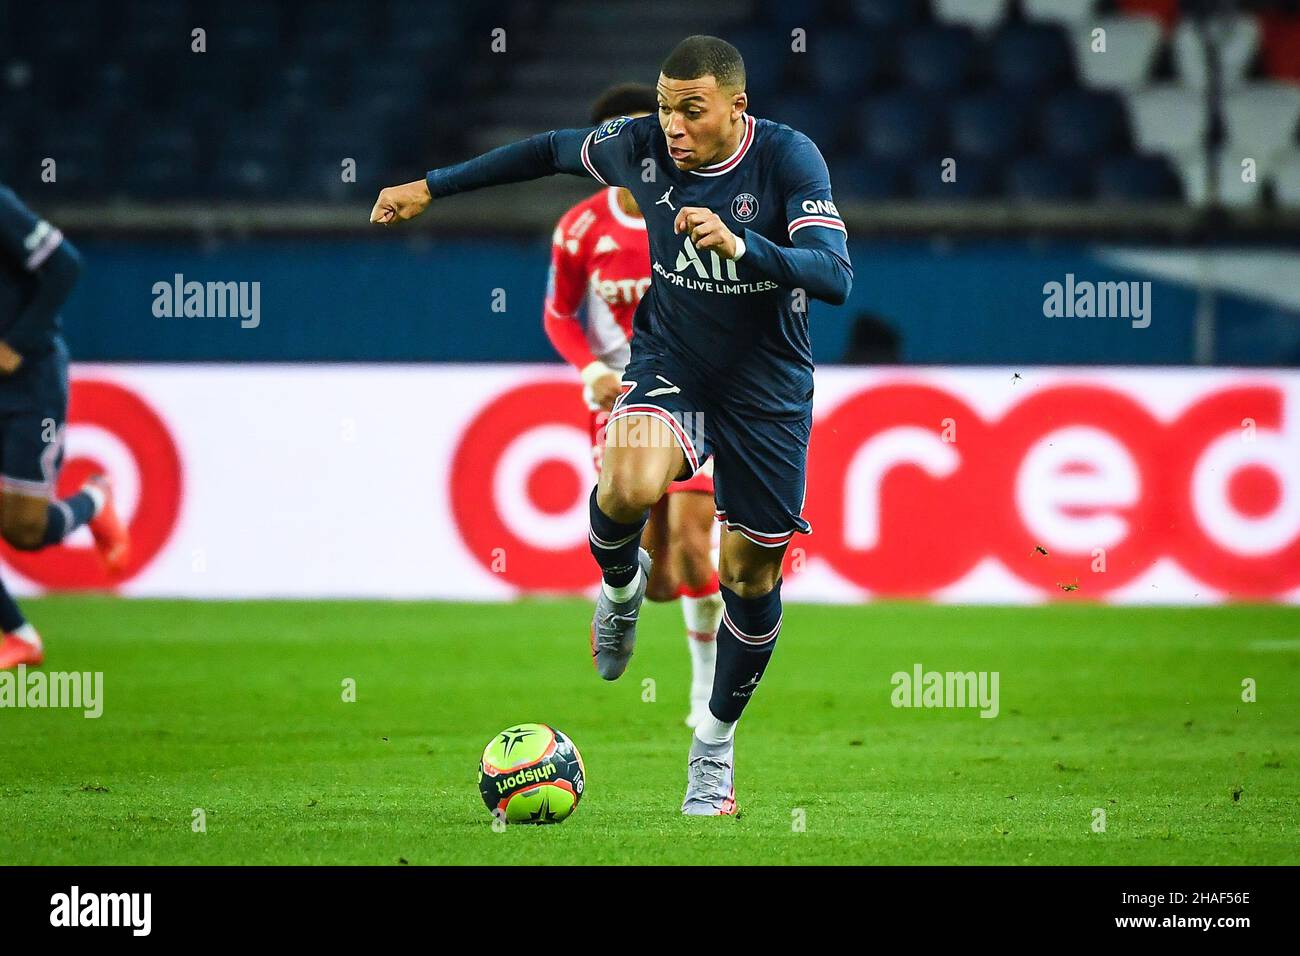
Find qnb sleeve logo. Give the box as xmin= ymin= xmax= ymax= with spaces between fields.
xmin=804 ymin=381 xmax=1300 ymax=598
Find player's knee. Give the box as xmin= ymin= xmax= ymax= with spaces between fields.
xmin=719 ymin=561 xmax=780 ymax=598
xmin=599 ymin=468 xmax=664 ymax=514
xmin=1 ymin=513 xmax=46 ymax=551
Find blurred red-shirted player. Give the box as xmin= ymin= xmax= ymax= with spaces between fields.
xmin=542 ymin=83 xmax=722 ymax=727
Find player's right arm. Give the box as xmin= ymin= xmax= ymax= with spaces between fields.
xmin=370 ymin=118 xmax=640 ymax=225
xmin=0 ymin=186 xmax=82 ymax=373
xmin=542 ymin=213 xmax=621 ymax=409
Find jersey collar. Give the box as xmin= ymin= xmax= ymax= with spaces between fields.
xmin=688 ymin=113 xmax=756 ymax=178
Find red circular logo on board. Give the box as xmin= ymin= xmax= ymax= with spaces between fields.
xmin=0 ymin=378 xmax=183 ymax=589
xmin=450 ymin=381 xmax=599 ymax=590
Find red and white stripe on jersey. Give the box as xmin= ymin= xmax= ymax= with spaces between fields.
xmin=788 ymin=214 xmax=847 ymax=239
xmin=580 ymin=130 xmax=610 ymax=186
xmin=689 ymin=114 xmax=756 ymax=177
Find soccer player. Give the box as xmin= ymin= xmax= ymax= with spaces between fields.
xmin=371 ymin=36 xmax=852 ymax=815
xmin=544 ymin=82 xmax=722 ymax=727
xmin=0 ymin=184 xmax=128 ymax=670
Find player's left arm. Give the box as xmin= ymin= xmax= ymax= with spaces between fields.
xmin=371 ymin=118 xmax=642 ymax=225
xmin=0 ymin=188 xmax=83 ymax=372
xmin=679 ymin=136 xmax=853 ymax=305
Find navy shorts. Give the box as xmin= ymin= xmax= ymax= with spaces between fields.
xmin=608 ymin=351 xmax=812 ymax=548
xmin=0 ymin=337 xmax=68 ymax=499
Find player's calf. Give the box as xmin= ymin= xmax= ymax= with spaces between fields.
xmin=666 ymin=489 xmax=721 ymax=726
xmin=687 ymin=532 xmax=786 ymax=789
xmin=0 ymin=486 xmax=97 ymax=551
xmin=589 ymin=414 xmax=683 ymax=588
xmin=0 ymin=505 xmax=47 ymax=551
xmin=0 ymin=476 xmax=127 ymax=572
xmin=586 ymin=417 xmax=686 ymax=679
xmin=642 ymin=500 xmax=681 ymax=602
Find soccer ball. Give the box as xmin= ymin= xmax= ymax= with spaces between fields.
xmin=478 ymin=723 xmax=585 ymax=824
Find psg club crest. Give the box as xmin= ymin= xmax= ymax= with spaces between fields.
xmin=731 ymin=193 xmax=759 ymax=222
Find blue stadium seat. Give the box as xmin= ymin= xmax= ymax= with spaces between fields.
xmin=850 ymin=0 xmax=922 ymax=29
xmin=1041 ymin=90 xmax=1128 ymax=160
xmin=295 ymin=116 xmax=392 ymax=201
xmin=949 ymin=92 xmax=1030 ymax=162
xmin=126 ymin=127 xmax=200 ymax=199
xmin=1005 ymin=155 xmax=1091 ymax=200
xmin=211 ymin=123 xmax=294 ymax=199
xmin=33 ymin=55 xmax=98 ymax=111
xmin=181 ymin=53 xmax=277 ymax=114
xmin=273 ymin=57 xmax=354 ymax=112
xmin=834 ymin=159 xmax=909 ymax=199
xmin=385 ymin=0 xmax=474 ymax=57
xmin=899 ymin=25 xmax=978 ymax=95
xmin=345 ymin=62 xmax=432 ymax=118
xmin=766 ymin=95 xmax=845 ymax=151
xmin=1095 ymin=155 xmax=1183 ymax=201
xmin=755 ymin=0 xmax=827 ymax=33
xmin=20 ymin=0 xmax=104 ymax=56
xmin=129 ymin=54 xmax=198 ymax=113
xmin=911 ymin=156 xmax=998 ymax=198
xmin=119 ymin=0 xmax=195 ymax=55
xmin=727 ymin=28 xmax=798 ymax=99
xmin=296 ymin=1 xmax=376 ymax=55
xmin=31 ymin=124 xmax=110 ymax=199
xmin=208 ymin=5 xmax=283 ymax=54
xmin=991 ymin=23 xmax=1073 ymax=93
xmin=807 ymin=30 xmax=889 ymax=96
xmin=93 ymin=62 xmax=138 ymax=114
xmin=861 ymin=92 xmax=945 ymax=163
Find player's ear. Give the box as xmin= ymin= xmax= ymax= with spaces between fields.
xmin=732 ymin=91 xmax=748 ymax=119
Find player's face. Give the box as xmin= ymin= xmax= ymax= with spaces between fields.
xmin=655 ymin=74 xmax=747 ymax=171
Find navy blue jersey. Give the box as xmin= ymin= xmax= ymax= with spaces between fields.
xmin=0 ymin=184 xmax=81 ymax=360
xmin=426 ymin=114 xmax=852 ymax=419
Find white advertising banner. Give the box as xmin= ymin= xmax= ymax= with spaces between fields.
xmin=5 ymin=364 xmax=1297 ymax=603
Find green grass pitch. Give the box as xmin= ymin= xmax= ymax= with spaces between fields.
xmin=2 ymin=596 xmax=1297 ymax=865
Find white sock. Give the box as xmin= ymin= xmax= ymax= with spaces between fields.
xmin=83 ymin=483 xmax=106 ymax=517
xmin=13 ymin=622 xmax=42 ymax=649
xmin=695 ymin=712 xmax=736 ymax=745
xmin=602 ymin=567 xmax=642 ymax=603
xmin=681 ymin=591 xmax=721 ymax=696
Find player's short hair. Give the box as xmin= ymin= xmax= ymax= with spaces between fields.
xmin=660 ymin=35 xmax=746 ymax=93
xmin=589 ymin=83 xmax=658 ymax=126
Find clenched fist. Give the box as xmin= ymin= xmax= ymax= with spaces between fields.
xmin=0 ymin=340 xmax=22 ymax=375
xmin=673 ymin=206 xmax=739 ymax=260
xmin=370 ymin=179 xmax=433 ymax=225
